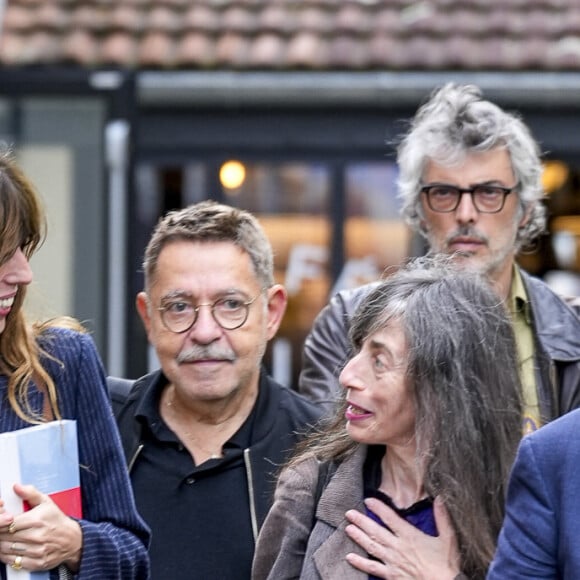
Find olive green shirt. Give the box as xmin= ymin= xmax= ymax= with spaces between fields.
xmin=508 ymin=267 xmax=541 ymax=433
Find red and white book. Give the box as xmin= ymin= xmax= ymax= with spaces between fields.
xmin=0 ymin=420 xmax=81 ymax=580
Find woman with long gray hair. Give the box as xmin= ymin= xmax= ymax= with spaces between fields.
xmin=252 ymin=256 xmax=522 ymax=580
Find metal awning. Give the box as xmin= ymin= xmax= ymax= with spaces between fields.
xmin=136 ymin=71 xmax=580 ymax=108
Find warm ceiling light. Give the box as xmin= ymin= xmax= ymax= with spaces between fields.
xmin=220 ymin=160 xmax=246 ymax=190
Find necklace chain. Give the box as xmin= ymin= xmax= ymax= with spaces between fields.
xmin=165 ymin=392 xmax=224 ymax=459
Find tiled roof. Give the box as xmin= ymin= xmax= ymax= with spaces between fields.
xmin=2 ymin=0 xmax=580 ymax=70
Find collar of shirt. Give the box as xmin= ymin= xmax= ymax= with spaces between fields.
xmin=508 ymin=265 xmax=532 ymax=324
xmin=135 ymin=371 xmax=259 ymax=451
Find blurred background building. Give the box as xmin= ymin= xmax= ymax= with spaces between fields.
xmin=1 ymin=0 xmax=579 ymax=385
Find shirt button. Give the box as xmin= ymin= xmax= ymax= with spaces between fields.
xmin=186 ymin=477 xmax=195 ymax=485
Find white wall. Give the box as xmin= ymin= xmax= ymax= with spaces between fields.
xmin=20 ymin=145 xmax=74 ymax=322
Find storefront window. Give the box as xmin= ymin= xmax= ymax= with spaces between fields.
xmin=220 ymin=161 xmax=332 ymax=387
xmin=341 ymin=162 xmax=410 ymax=292
xmin=540 ymin=160 xmax=580 ymax=295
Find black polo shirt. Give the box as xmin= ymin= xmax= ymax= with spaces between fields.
xmin=130 ymin=375 xmax=260 ymax=580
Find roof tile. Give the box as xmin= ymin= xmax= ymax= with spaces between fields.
xmin=214 ymin=32 xmax=251 ymax=67
xmin=250 ymin=33 xmax=286 ymax=68
xmin=109 ymin=5 xmax=145 ymax=33
xmin=400 ymin=36 xmax=449 ymax=69
xmin=0 ymin=32 xmax=26 ymax=65
xmin=183 ymin=5 xmax=221 ymax=33
xmin=384 ymin=37 xmax=421 ymax=70
xmin=140 ymin=31 xmax=176 ymax=67
xmin=549 ymin=36 xmax=580 ymax=67
xmin=176 ymin=32 xmax=216 ymax=68
xmin=19 ymin=31 xmax=60 ymax=64
xmin=367 ymin=33 xmax=397 ymax=67
xmin=36 ymin=2 xmax=69 ymax=30
xmin=221 ymin=6 xmax=257 ymax=34
xmin=560 ymin=9 xmax=580 ymax=34
xmin=486 ymin=8 xmax=520 ymax=35
xmin=147 ymin=5 xmax=182 ymax=33
xmin=517 ymin=38 xmax=552 ymax=68
xmin=296 ymin=7 xmax=333 ymax=35
xmin=62 ymin=29 xmax=99 ymax=65
xmin=372 ymin=9 xmax=402 ymax=34
xmin=328 ymin=35 xmax=368 ymax=69
xmin=286 ymin=31 xmax=329 ymax=68
xmin=334 ymin=4 xmax=371 ymax=35
xmin=443 ymin=36 xmax=485 ymax=69
xmin=446 ymin=9 xmax=487 ymax=36
xmin=258 ymin=4 xmax=296 ymax=35
xmin=101 ymin=32 xmax=138 ymax=67
xmin=70 ymin=5 xmax=108 ymax=33
xmin=3 ymin=5 xmax=34 ymax=32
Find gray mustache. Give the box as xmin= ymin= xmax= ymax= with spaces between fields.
xmin=447 ymin=226 xmax=488 ymax=245
xmin=177 ymin=346 xmax=236 ymax=364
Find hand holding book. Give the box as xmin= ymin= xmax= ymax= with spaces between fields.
xmin=0 ymin=420 xmax=82 ymax=579
xmin=0 ymin=483 xmax=83 ymax=574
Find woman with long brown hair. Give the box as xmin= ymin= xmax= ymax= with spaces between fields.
xmin=0 ymin=151 xmax=149 ymax=578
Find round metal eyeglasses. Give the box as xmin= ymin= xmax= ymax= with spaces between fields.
xmin=157 ymin=293 xmax=262 ymax=333
xmin=420 ymin=184 xmax=517 ymax=213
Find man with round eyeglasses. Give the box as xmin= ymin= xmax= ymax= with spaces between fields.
xmin=113 ymin=201 xmax=322 ymax=579
xmin=300 ymin=83 xmax=580 ymax=434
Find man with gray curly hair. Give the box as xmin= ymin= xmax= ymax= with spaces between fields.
xmin=299 ymin=83 xmax=580 ymax=434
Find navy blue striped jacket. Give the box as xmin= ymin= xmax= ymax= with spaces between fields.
xmin=0 ymin=327 xmax=150 ymax=579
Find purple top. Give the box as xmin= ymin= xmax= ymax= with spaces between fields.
xmin=363 ymin=446 xmax=436 ymax=580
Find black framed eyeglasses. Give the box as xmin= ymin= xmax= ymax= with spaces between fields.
xmin=420 ymin=183 xmax=517 ymax=213
xmin=157 ymin=292 xmax=263 ymax=333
